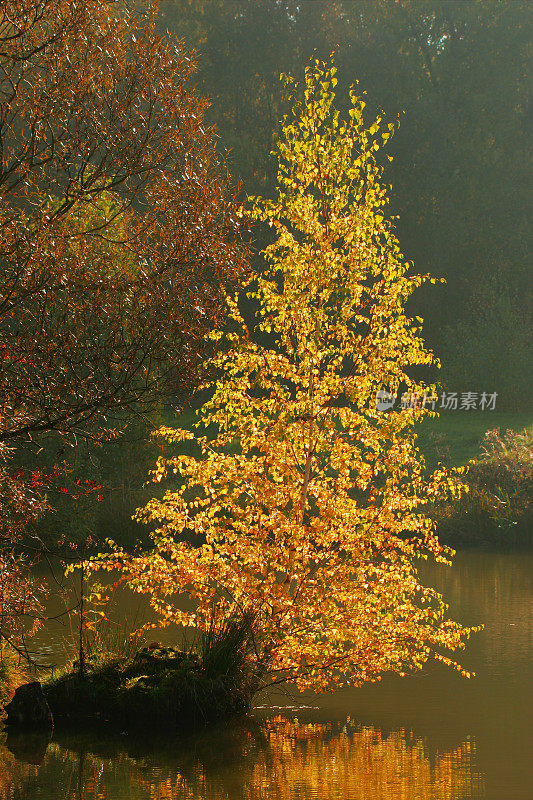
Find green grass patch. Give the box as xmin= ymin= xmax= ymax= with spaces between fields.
xmin=415 ymin=411 xmax=532 ymax=469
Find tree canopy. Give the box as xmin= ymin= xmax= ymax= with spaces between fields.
xmin=0 ymin=0 xmax=247 ymax=653
xmin=0 ymin=0 xmax=247 ymax=449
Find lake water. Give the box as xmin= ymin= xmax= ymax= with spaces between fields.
xmin=1 ymin=548 xmax=531 ymax=799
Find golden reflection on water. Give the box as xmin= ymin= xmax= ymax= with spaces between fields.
xmin=0 ymin=715 xmax=484 ymax=800
xmin=0 ymin=740 xmax=39 ymax=799
xmin=248 ymin=718 xmax=482 ymax=800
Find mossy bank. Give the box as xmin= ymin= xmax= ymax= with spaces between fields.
xmin=44 ymin=645 xmax=253 ymax=728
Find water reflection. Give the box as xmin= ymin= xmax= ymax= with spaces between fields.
xmin=0 ymin=737 xmax=39 ymax=798
xmin=0 ymin=715 xmax=483 ymax=800
xmin=4 ymin=548 xmax=532 ymax=799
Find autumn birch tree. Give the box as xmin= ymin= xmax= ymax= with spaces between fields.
xmin=92 ymin=60 xmax=473 ymax=692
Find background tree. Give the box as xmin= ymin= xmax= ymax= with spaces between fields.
xmin=0 ymin=0 xmax=247 ymax=449
xmin=0 ymin=439 xmax=45 ymax=662
xmin=0 ymin=0 xmax=247 ymax=654
xmin=91 ymin=61 xmax=473 ymax=693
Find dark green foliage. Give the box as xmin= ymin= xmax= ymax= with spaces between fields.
xmin=23 ymin=413 xmax=178 ymax=549
xmin=441 ymin=285 xmax=532 ymax=412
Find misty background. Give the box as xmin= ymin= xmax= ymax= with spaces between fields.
xmin=159 ymin=0 xmax=531 ymax=411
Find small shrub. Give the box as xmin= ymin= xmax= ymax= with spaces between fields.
xmin=435 ymin=427 xmax=532 ymax=543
